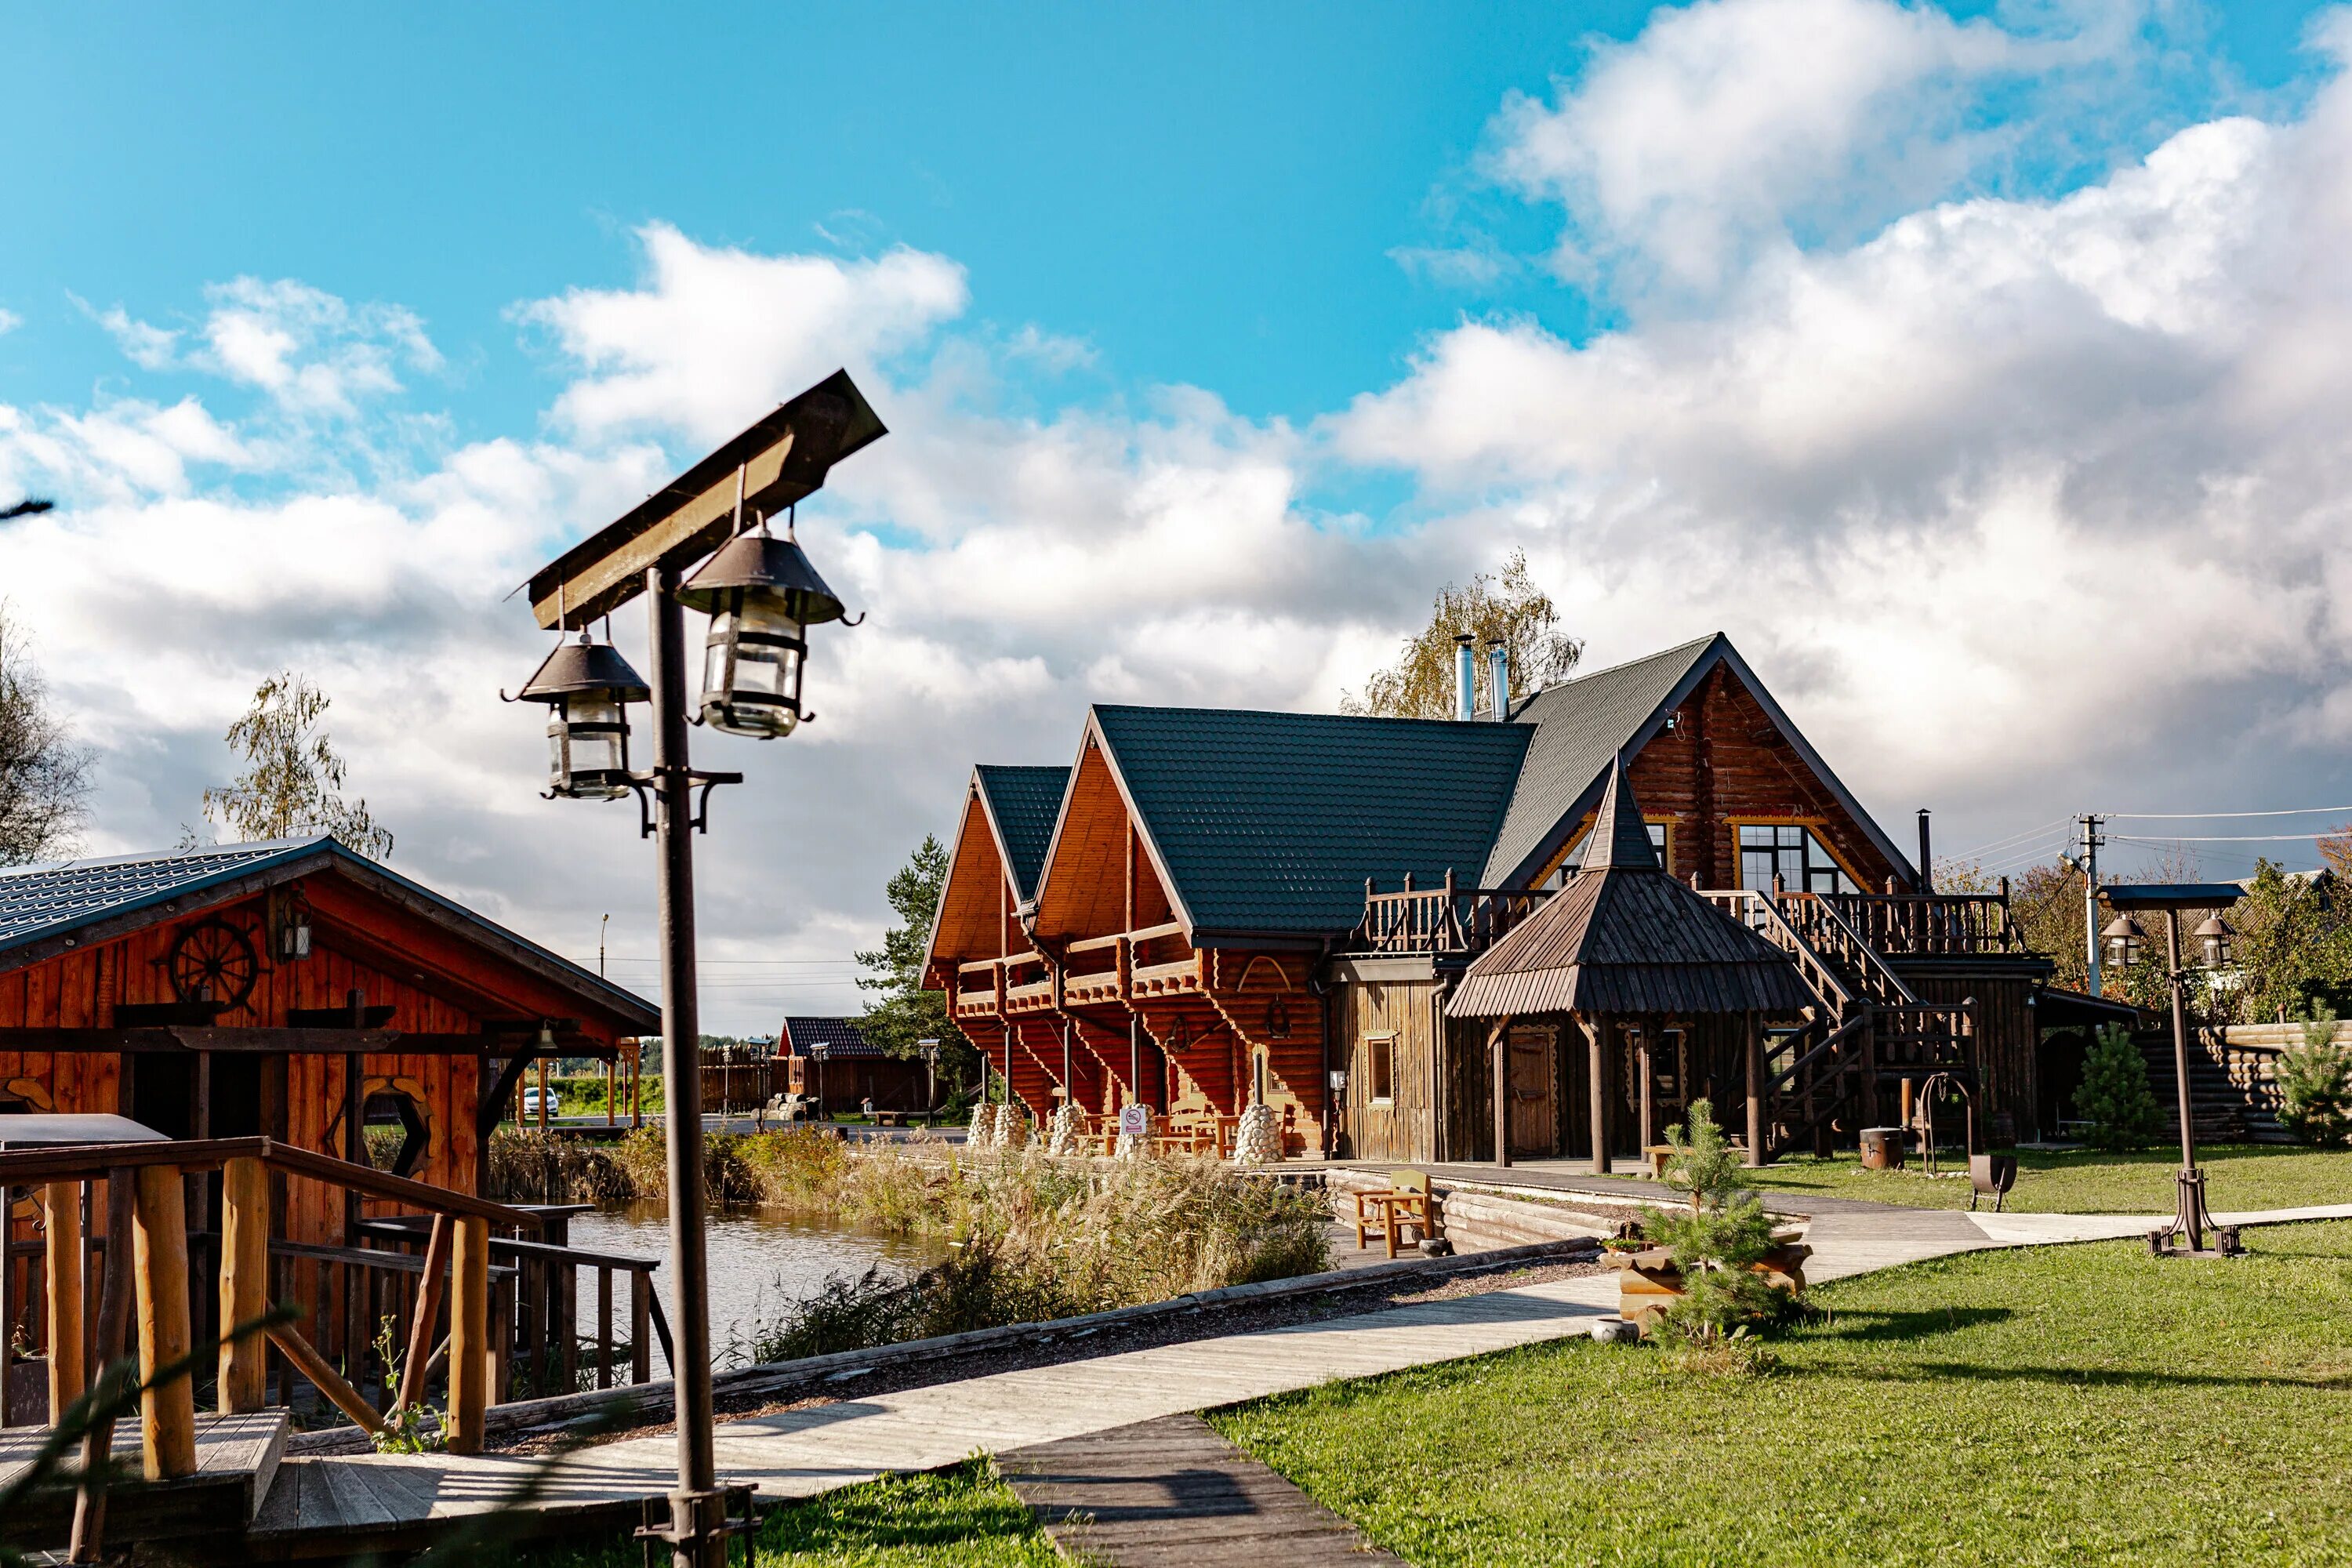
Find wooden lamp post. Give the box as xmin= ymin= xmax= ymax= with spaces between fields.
xmin=2101 ymin=882 xmax=2246 ymax=1258
xmin=514 ymin=371 xmax=885 ymax=1566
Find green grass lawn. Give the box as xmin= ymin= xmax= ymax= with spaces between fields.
xmin=517 ymin=1461 xmax=1056 ymax=1567
xmin=1743 ymin=1142 xmax=2352 ymax=1214
xmin=1214 ymin=1221 xmax=2352 ymax=1566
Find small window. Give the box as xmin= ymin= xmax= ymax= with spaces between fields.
xmin=1367 ymin=1034 xmax=1396 ymax=1103
xmin=1738 ymin=824 xmax=1857 ymax=895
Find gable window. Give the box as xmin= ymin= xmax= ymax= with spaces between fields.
xmin=1367 ymin=1034 xmax=1396 ymax=1104
xmin=1739 ymin=824 xmax=1857 ymax=895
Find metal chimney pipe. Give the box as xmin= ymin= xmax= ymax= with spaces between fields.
xmin=1917 ymin=808 xmax=1933 ymax=893
xmin=1487 ymin=641 xmax=1509 ymax=720
xmin=1454 ymin=634 xmax=1476 ymax=722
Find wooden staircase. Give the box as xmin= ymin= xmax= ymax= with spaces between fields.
xmin=1700 ymin=890 xmax=1976 ymax=1163
xmin=2135 ymin=1036 xmax=2289 ymax=1145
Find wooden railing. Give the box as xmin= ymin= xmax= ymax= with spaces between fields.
xmin=1774 ymin=894 xmax=1922 ymax=1008
xmin=0 ymin=1136 xmax=667 ymax=1485
xmin=1820 ymin=889 xmax=2023 ymax=956
xmin=1346 ymin=872 xmax=1551 ymax=956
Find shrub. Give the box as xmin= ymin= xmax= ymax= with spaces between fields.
xmin=1641 ymin=1100 xmax=1792 ymax=1346
xmin=483 ymin=1129 xmax=637 ymax=1206
xmin=2277 ymin=1007 xmax=2352 ymax=1147
xmin=2074 ymin=1023 xmax=2165 ymax=1151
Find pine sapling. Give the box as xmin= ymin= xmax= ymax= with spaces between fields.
xmin=2074 ymin=1022 xmax=2164 ymax=1152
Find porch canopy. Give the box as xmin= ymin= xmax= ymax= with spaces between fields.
xmin=1446 ymin=756 xmax=1813 ymax=1170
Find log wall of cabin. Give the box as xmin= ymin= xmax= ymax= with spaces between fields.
xmin=1338 ymin=975 xmax=1442 ymax=1163
xmin=1531 ymin=666 xmax=1909 ymax=892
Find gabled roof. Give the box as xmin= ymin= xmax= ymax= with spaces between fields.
xmin=1449 ymin=761 xmax=1814 ymax=1018
xmin=0 ymin=836 xmax=658 ymax=1031
xmin=779 ymin=1016 xmax=889 ymax=1058
xmin=973 ymin=765 xmax=1068 ymax=903
xmin=1079 ymin=706 xmax=1534 ymax=937
xmin=1482 ymin=633 xmax=1918 ymax=889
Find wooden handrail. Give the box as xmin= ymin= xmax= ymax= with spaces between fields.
xmin=0 ymin=1136 xmax=544 ymax=1229
xmin=1066 ymin=920 xmax=1186 ymax=955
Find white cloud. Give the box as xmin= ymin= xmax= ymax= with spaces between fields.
xmin=519 ymin=223 xmax=970 ymax=444
xmin=0 ymin=308 xmax=20 ymax=336
xmin=1490 ymin=0 xmax=2142 ymax=294
xmin=91 ymin=303 xmax=181 ymax=370
xmin=195 ymin=278 xmax=442 ymax=417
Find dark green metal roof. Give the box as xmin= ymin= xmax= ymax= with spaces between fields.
xmin=972 ymin=764 xmax=1069 ymax=902
xmin=1091 ymin=706 xmax=1534 ymax=936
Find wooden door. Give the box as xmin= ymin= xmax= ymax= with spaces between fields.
xmin=1506 ymin=1024 xmax=1559 ymax=1156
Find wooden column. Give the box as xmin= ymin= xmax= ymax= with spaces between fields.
xmin=70 ymin=1171 xmax=139 ymax=1561
xmin=132 ymin=1165 xmax=197 ymax=1480
xmin=217 ymin=1155 xmax=270 ymax=1413
xmin=1489 ymin=1019 xmax=1512 ymax=1169
xmin=1744 ymin=1014 xmax=1766 ymax=1169
xmin=1637 ymin=1026 xmax=1656 ymax=1155
xmin=1588 ymin=1014 xmax=1612 ymax=1177
xmin=44 ymin=1181 xmax=85 ymax=1424
xmin=394 ymin=1215 xmax=454 ymax=1415
xmin=447 ymin=1214 xmax=490 ymax=1455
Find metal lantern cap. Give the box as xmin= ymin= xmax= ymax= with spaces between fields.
xmin=675 ymin=532 xmax=847 ymax=626
xmin=2100 ymin=912 xmax=2145 ymax=941
xmin=2192 ymin=913 xmax=2235 ymax=940
xmin=517 ymin=634 xmax=651 ymax=704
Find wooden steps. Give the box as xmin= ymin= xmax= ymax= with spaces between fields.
xmin=1000 ymin=1412 xmax=1405 ymax=1566
xmin=1 ymin=1409 xmax=288 ymax=1550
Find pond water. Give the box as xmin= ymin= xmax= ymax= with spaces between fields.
xmin=565 ymin=1203 xmax=946 ymax=1374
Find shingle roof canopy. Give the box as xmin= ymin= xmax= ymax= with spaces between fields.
xmin=0 ymin=835 xmax=657 ymax=1029
xmin=973 ymin=764 xmax=1069 ymax=903
xmin=779 ymin=1016 xmax=887 ymax=1058
xmin=1091 ymin=705 xmax=1534 ymax=937
xmin=1449 ymin=760 xmax=1814 ymax=1018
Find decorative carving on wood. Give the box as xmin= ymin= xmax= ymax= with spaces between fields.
xmin=166 ymin=917 xmax=260 ymax=1009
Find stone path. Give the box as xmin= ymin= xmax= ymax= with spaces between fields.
xmin=1000 ymin=1413 xmax=1404 ymax=1566
xmin=241 ymin=1197 xmax=2352 ymax=1555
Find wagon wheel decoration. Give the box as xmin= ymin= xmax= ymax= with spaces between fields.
xmin=168 ymin=918 xmax=260 ymax=1009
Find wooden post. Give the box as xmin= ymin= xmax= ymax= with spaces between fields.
xmin=44 ymin=1181 xmax=85 ymax=1424
xmin=132 ymin=1165 xmax=198 ymax=1481
xmin=70 ymin=1171 xmax=140 ymax=1562
xmin=394 ymin=1215 xmax=454 ymax=1414
xmin=537 ymin=1058 xmax=550 ymax=1131
xmin=606 ymin=1059 xmax=617 ymax=1127
xmin=1489 ymin=1019 xmax=1512 ymax=1169
xmin=447 ymin=1214 xmax=490 ymax=1454
xmin=1744 ymin=1014 xmax=1766 ymax=1168
xmin=1637 ymin=1027 xmax=1655 ymax=1155
xmin=1589 ymin=1014 xmax=1612 ymax=1177
xmin=217 ymin=1156 xmax=270 ymax=1414
xmin=631 ymin=1271 xmax=652 ymax=1385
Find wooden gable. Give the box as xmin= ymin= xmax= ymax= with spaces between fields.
xmin=923 ymin=786 xmax=1022 ymax=989
xmin=1030 ymin=735 xmax=1176 ymax=944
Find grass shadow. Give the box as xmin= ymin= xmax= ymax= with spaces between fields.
xmin=1810 ymin=1305 xmax=2016 ymax=1344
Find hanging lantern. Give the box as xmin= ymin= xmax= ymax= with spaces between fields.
xmin=278 ymin=894 xmax=314 ymax=961
xmin=512 ymin=632 xmax=650 ymax=800
xmin=677 ymin=511 xmax=848 ymax=739
xmin=2193 ymin=913 xmax=2235 ymax=968
xmin=2100 ymin=911 xmax=2145 ymax=969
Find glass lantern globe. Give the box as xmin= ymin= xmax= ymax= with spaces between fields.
xmin=677 ymin=517 xmax=848 ymax=739
xmin=513 ymin=632 xmax=651 ymax=800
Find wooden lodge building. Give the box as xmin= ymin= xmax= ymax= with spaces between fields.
xmin=0 ymin=835 xmax=658 ymax=1237
xmin=925 ymin=633 xmax=2091 ymax=1164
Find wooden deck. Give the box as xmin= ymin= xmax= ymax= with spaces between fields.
xmin=1002 ymin=1412 xmax=1403 ymax=1566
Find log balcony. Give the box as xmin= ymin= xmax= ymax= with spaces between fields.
xmin=953 ymin=924 xmax=1201 ymax=1019
xmin=1816 ymin=888 xmax=2025 ymax=958
xmin=1343 ymin=873 xmax=1552 ymax=958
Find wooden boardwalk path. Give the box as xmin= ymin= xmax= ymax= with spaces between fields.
xmin=1001 ymin=1413 xmax=1403 ymax=1566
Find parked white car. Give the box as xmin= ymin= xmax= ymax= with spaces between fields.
xmin=520 ymin=1085 xmax=553 ymax=1120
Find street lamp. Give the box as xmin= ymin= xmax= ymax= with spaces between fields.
xmin=510 ymin=630 xmax=652 ymax=800
xmin=516 ymin=370 xmax=885 ymax=1566
xmin=677 ymin=504 xmax=850 ymax=738
xmin=807 ymin=1039 xmax=829 ymax=1119
xmin=2100 ymin=910 xmax=2145 ymax=970
xmin=2194 ymin=913 xmax=2235 ymax=969
xmin=916 ymin=1037 xmax=941 ymax=1116
xmin=2103 ymin=884 xmax=2249 ymax=1259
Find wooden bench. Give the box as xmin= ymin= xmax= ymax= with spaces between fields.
xmin=1642 ymin=1145 xmax=1678 ymax=1178
xmin=1352 ymin=1169 xmax=1434 ymax=1259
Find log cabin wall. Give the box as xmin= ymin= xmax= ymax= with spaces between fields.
xmin=1336 ymin=970 xmax=1442 ymax=1162
xmin=1530 ymin=666 xmax=1908 ymax=893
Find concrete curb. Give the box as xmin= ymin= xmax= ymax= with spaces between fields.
xmin=285 ymin=1236 xmax=1598 ymax=1455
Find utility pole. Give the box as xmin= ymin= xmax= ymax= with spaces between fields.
xmin=2078 ymin=814 xmax=2104 ymax=997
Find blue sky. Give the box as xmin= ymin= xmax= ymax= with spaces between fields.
xmin=5 ymin=2 xmax=2351 ymax=1022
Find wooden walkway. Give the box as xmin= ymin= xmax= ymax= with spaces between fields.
xmin=1001 ymin=1413 xmax=1403 ymax=1566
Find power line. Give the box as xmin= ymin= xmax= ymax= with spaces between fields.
xmin=2104 ymin=831 xmax=2341 ymax=843
xmin=1949 ymin=818 xmax=2071 ymax=860
xmin=2106 ymin=805 xmax=2352 ymax=820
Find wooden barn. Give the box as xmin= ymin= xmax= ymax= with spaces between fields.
xmin=0 ymin=834 xmax=658 ymax=1240
xmin=925 ymin=633 xmax=2064 ymax=1161
xmin=778 ymin=1016 xmax=935 ymax=1114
